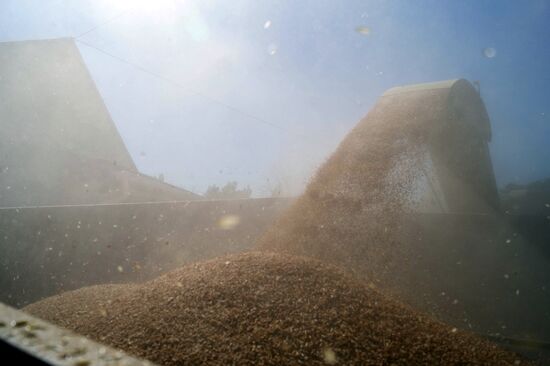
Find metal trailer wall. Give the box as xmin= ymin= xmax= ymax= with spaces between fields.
xmin=2 ymin=199 xmax=550 ymax=353
xmin=392 ymin=213 xmax=550 ymax=344
xmin=0 ymin=197 xmax=293 ymax=307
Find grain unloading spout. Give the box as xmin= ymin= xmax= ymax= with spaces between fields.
xmin=382 ymin=79 xmax=500 ymax=214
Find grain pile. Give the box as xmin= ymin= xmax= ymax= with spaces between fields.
xmin=24 ymin=252 xmax=523 ymax=365
xmin=256 ymin=85 xmax=447 ymax=287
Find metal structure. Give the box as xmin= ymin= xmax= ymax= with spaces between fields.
xmin=0 ymin=38 xmax=199 ymax=207
xmin=0 ymin=302 xmax=157 ymax=366
xmin=383 ymin=79 xmax=500 ymax=214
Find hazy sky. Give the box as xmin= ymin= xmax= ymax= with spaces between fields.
xmin=1 ymin=0 xmax=549 ymax=195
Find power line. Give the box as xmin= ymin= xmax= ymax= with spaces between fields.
xmin=71 ymin=7 xmax=287 ymax=132
xmin=74 ymin=9 xmax=131 ymax=39
xmin=75 ymin=39 xmax=297 ymax=135
xmin=70 ymin=6 xmax=312 ymax=140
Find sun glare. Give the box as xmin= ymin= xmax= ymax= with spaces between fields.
xmin=110 ymin=0 xmax=182 ymax=23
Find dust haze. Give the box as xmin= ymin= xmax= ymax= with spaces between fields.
xmin=1 ymin=1 xmax=550 ymax=365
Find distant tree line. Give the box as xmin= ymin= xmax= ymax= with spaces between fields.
xmin=204 ymin=181 xmax=252 ymax=200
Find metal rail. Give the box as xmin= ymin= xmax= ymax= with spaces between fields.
xmin=0 ymin=302 xmax=156 ymax=366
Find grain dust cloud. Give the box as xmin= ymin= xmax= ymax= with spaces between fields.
xmin=2 ymin=1 xmax=550 ymax=365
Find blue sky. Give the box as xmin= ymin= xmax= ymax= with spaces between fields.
xmin=1 ymin=0 xmax=549 ymax=195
